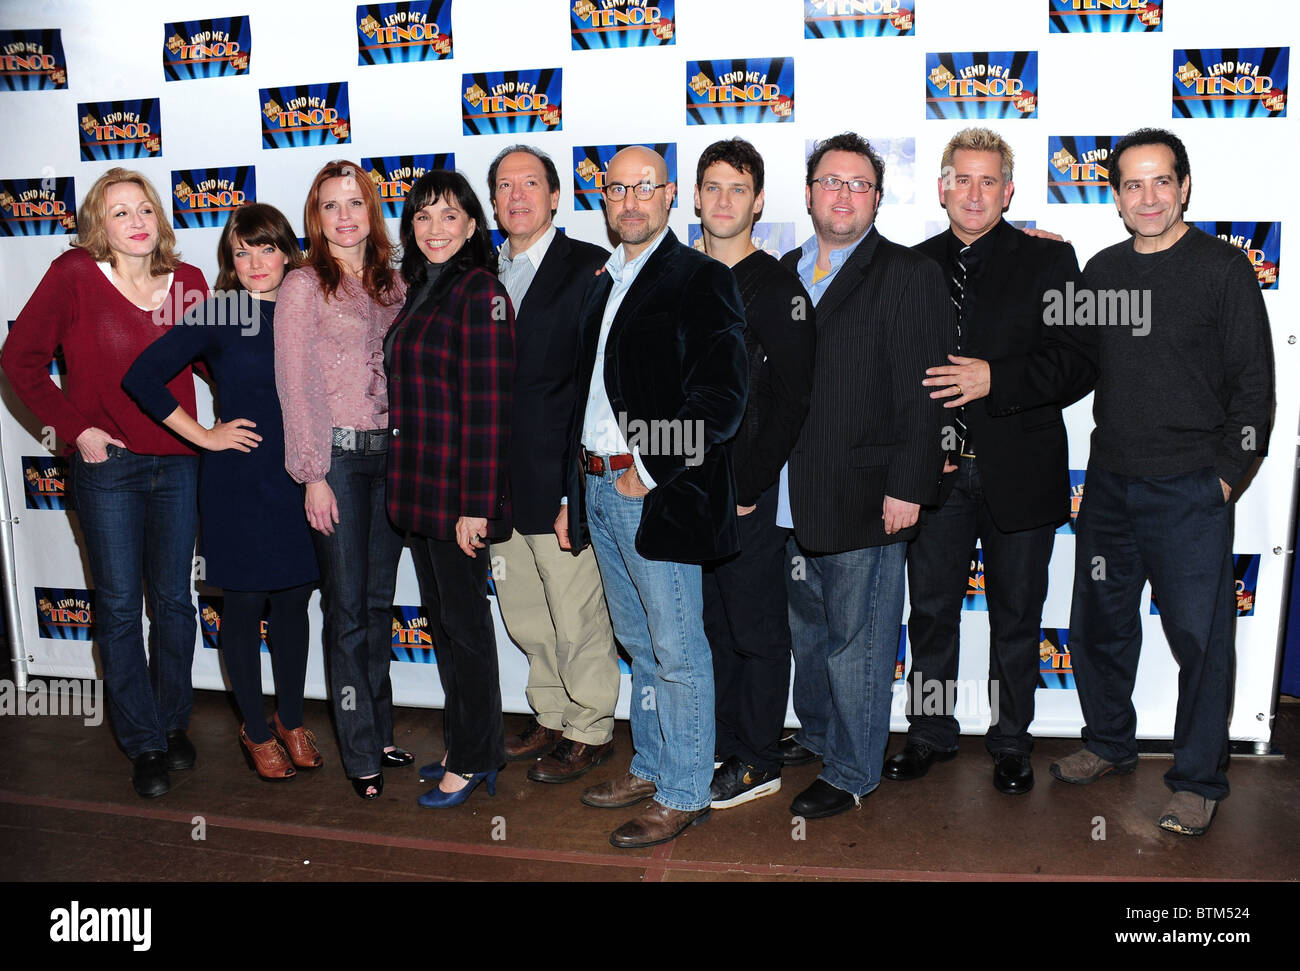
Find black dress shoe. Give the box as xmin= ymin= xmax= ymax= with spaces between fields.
xmin=165 ymin=729 xmax=196 ymax=771
xmin=881 ymin=740 xmax=956 ymax=781
xmin=993 ymin=752 xmax=1034 ymax=795
xmin=381 ymin=747 xmax=415 ymax=767
xmin=777 ymin=734 xmax=820 ymax=767
xmin=790 ymin=778 xmax=856 ymax=819
xmin=132 ymin=751 xmax=170 ymax=798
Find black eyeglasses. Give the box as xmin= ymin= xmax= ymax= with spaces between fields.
xmin=811 ymin=176 xmax=878 ymax=194
xmin=603 ymin=182 xmax=668 ymax=202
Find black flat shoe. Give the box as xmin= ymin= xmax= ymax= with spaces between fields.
xmin=992 ymin=752 xmax=1034 ymax=795
xmin=777 ymin=734 xmax=820 ymax=767
xmin=381 ymin=748 xmax=415 ymax=767
xmin=882 ymin=741 xmax=957 ymax=781
xmin=165 ymin=729 xmax=196 ymax=771
xmin=790 ymin=778 xmax=857 ymax=819
xmin=351 ymin=773 xmax=384 ymax=799
xmin=132 ymin=750 xmax=170 ymax=798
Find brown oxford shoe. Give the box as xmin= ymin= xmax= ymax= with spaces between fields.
xmin=528 ymin=738 xmax=615 ymax=783
xmin=609 ymin=802 xmax=711 ymax=849
xmin=505 ymin=720 xmax=561 ymax=761
xmin=271 ymin=712 xmax=323 ymax=769
xmin=580 ymin=771 xmax=657 ymax=809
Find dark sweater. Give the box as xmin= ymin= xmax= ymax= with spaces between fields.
xmin=1082 ymin=226 xmax=1273 ymax=489
xmin=729 ymin=250 xmax=816 ymax=507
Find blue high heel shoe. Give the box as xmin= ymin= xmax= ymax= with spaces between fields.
xmin=417 ymin=769 xmax=498 ymax=809
xmin=418 ymin=757 xmax=447 ymax=782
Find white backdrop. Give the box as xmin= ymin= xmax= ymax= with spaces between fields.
xmin=0 ymin=0 xmax=1295 ymax=744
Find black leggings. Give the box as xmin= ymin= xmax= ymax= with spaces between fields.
xmin=221 ymin=584 xmax=314 ymax=743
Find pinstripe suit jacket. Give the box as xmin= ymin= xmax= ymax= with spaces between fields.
xmin=386 ymin=265 xmax=514 ymax=541
xmin=781 ymin=227 xmax=954 ymax=553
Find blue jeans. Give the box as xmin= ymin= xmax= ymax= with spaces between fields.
xmin=312 ymin=450 xmax=404 ymax=778
xmin=786 ymin=538 xmax=907 ymax=797
xmin=584 ymin=467 xmax=713 ymax=812
xmin=1069 ymin=466 xmax=1235 ymax=800
xmin=69 ymin=446 xmax=198 ymax=759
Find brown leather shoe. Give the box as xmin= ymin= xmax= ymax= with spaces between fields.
xmin=271 ymin=712 xmax=323 ymax=769
xmin=505 ymin=720 xmax=561 ymax=761
xmin=241 ymin=726 xmax=295 ymax=781
xmin=609 ymin=802 xmax=711 ymax=849
xmin=528 ymin=738 xmax=615 ymax=783
xmin=580 ymin=771 xmax=656 ymax=809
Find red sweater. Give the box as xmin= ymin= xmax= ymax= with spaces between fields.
xmin=2 ymin=248 xmax=207 ymax=456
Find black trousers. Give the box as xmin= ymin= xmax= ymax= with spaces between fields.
xmin=410 ymin=535 xmax=506 ymax=775
xmin=702 ymin=486 xmax=793 ymax=773
xmin=904 ymin=456 xmax=1055 ymax=755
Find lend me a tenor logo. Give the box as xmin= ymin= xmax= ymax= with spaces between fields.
xmin=686 ymin=58 xmax=795 ymax=125
xmin=926 ymin=51 xmax=1038 ymax=119
xmin=357 ymin=1 xmax=453 ymax=64
xmin=260 ymin=83 xmax=351 ymax=149
xmin=1048 ymin=0 xmax=1161 ymax=33
xmin=1173 ymin=48 xmax=1288 ymax=118
xmin=172 ymin=167 xmax=255 ymax=229
xmin=163 ymin=16 xmax=250 ymax=80
xmin=22 ymin=456 xmax=68 ymax=510
xmin=571 ymin=0 xmax=675 ymax=49
xmin=804 ymin=0 xmax=915 ymax=38
xmin=36 ymin=588 xmax=95 ymax=641
xmin=0 ymin=178 xmax=76 ymax=236
xmin=363 ymin=153 xmax=455 ymax=218
xmin=462 ymin=69 xmax=562 ymax=134
xmin=0 ymin=28 xmax=68 ymax=89
xmin=1047 ymin=136 xmax=1116 ymax=204
xmin=78 ymin=99 xmax=161 ymax=160
xmin=1191 ymin=221 xmax=1281 ymax=289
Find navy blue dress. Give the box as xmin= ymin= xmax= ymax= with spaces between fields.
xmin=123 ymin=298 xmax=318 ymax=591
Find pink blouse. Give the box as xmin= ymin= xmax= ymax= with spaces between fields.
xmin=274 ymin=267 xmax=407 ymax=483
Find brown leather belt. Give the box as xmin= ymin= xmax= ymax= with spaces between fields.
xmin=582 ymin=449 xmax=634 ymax=475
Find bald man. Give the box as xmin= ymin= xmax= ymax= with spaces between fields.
xmin=555 ymin=147 xmax=748 ymax=848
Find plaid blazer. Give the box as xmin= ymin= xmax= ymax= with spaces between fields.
xmin=385 ymin=265 xmax=514 ymax=541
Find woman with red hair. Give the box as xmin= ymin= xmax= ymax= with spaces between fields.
xmin=274 ymin=161 xmax=409 ymax=799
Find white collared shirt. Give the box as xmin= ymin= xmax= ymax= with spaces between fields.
xmin=497 ymin=222 xmax=557 ymax=314
xmin=580 ymin=227 xmax=671 ymax=488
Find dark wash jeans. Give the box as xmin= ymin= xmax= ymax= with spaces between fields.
xmin=312 ymin=449 xmax=403 ymax=779
xmin=1069 ymin=465 xmax=1236 ymax=800
xmin=69 ymin=446 xmax=199 ymax=759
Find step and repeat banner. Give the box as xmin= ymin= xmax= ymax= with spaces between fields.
xmin=0 ymin=0 xmax=1294 ymax=743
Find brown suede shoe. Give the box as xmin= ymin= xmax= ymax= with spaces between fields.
xmin=1158 ymin=791 xmax=1218 ymax=836
xmin=609 ymin=803 xmax=711 ymax=849
xmin=505 ymin=720 xmax=561 ymax=761
xmin=528 ymin=739 xmax=615 ymax=783
xmin=271 ymin=712 xmax=323 ymax=769
xmin=580 ymin=771 xmax=656 ymax=809
xmin=1049 ymin=747 xmax=1137 ymax=785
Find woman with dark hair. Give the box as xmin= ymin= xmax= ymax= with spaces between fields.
xmin=123 ymin=203 xmax=320 ymax=782
xmin=1 ymin=168 xmax=207 ymax=798
xmin=274 ymin=161 xmax=409 ymax=799
xmin=385 ymin=170 xmax=513 ymax=808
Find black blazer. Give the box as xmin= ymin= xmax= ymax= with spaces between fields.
xmin=781 ymin=228 xmax=953 ymax=554
xmin=914 ymin=221 xmax=1096 ymax=532
xmin=509 ymin=230 xmax=609 ymax=534
xmin=565 ymin=229 xmax=748 ymax=563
